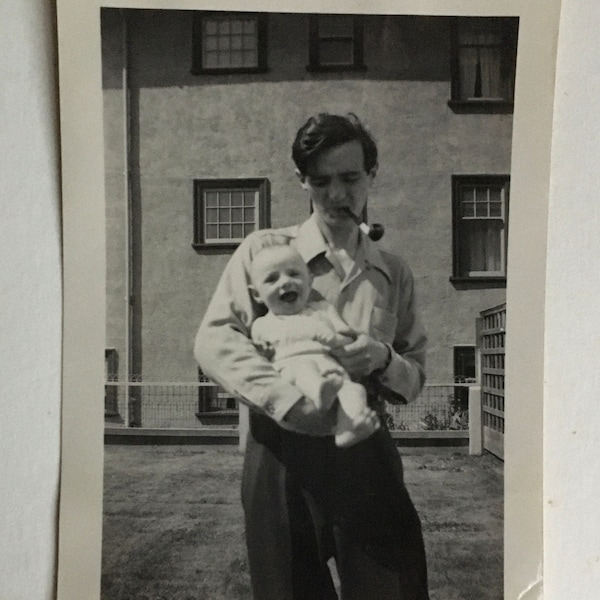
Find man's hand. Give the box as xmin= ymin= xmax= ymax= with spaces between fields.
xmin=330 ymin=333 xmax=389 ymax=378
xmin=282 ymin=396 xmax=337 ymax=436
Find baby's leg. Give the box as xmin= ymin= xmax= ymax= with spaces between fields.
xmin=280 ymin=360 xmax=342 ymax=410
xmin=335 ymin=382 xmax=380 ymax=448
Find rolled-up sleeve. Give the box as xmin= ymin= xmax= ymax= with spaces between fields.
xmin=373 ymin=258 xmax=427 ymax=405
xmin=194 ymin=233 xmax=302 ymax=422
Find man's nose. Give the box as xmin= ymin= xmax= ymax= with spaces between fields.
xmin=328 ymin=178 xmax=346 ymax=201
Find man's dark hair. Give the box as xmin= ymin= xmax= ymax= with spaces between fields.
xmin=291 ymin=113 xmax=378 ymax=176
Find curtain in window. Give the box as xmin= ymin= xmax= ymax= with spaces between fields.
xmin=463 ymin=220 xmax=503 ymax=274
xmin=459 ymin=32 xmax=503 ymax=99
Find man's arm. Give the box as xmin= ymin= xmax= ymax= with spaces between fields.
xmin=194 ymin=233 xmax=335 ymax=433
xmin=373 ymin=258 xmax=427 ymax=404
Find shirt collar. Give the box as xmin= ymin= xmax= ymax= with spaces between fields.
xmin=295 ymin=214 xmax=392 ymax=284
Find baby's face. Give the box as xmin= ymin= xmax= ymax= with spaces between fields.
xmin=250 ymin=246 xmax=312 ymax=316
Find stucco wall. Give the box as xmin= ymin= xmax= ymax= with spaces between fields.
xmin=103 ymin=9 xmax=512 ymax=384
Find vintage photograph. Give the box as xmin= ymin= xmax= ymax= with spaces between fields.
xmin=99 ymin=7 xmax=515 ymax=599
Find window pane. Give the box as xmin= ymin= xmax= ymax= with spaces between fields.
xmin=243 ymin=19 xmax=256 ymax=34
xmin=231 ymin=224 xmax=243 ymax=238
xmin=218 ymin=208 xmax=230 ymax=221
xmin=244 ymin=192 xmax=256 ymax=206
xmin=244 ymin=223 xmax=255 ymax=235
xmin=205 ymin=20 xmax=218 ymax=35
xmin=206 ymin=208 xmax=218 ymax=223
xmin=205 ymin=192 xmax=218 ymax=208
xmin=231 ymin=191 xmax=244 ymax=206
xmin=489 ymin=202 xmax=502 ymax=217
xmin=243 ymin=35 xmax=257 ymax=50
xmin=461 ymin=220 xmax=503 ymax=274
xmin=475 ymin=201 xmax=489 ymax=218
xmin=218 ymin=224 xmax=230 ymax=238
xmin=231 ymin=20 xmax=243 ymax=35
xmin=242 ymin=51 xmax=257 ymax=67
xmin=231 ymin=35 xmax=243 ymax=50
xmin=461 ymin=201 xmax=475 ymax=218
xmin=218 ymin=193 xmax=230 ymax=207
xmin=318 ymin=15 xmax=353 ymax=37
xmin=206 ymin=224 xmax=218 ymax=239
xmin=230 ymin=51 xmax=243 ymax=68
xmin=205 ymin=36 xmax=218 ymax=51
xmin=475 ymin=187 xmax=488 ymax=203
xmin=244 ymin=207 xmax=256 ymax=221
xmin=479 ymin=47 xmax=503 ymax=98
xmin=231 ymin=207 xmax=243 ymax=222
xmin=458 ymin=47 xmax=478 ymax=98
xmin=204 ymin=52 xmax=218 ymax=69
xmin=320 ymin=40 xmax=354 ymax=65
xmin=218 ymin=20 xmax=230 ymax=35
xmin=489 ymin=187 xmax=502 ymax=203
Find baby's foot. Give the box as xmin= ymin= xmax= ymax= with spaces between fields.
xmin=335 ymin=406 xmax=380 ymax=448
xmin=319 ymin=374 xmax=344 ymax=409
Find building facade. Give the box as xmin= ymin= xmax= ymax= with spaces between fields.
xmin=102 ymin=9 xmax=516 ymax=395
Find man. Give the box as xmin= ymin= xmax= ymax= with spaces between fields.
xmin=195 ymin=113 xmax=429 ymax=599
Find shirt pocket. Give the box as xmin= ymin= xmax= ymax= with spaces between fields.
xmin=370 ymin=306 xmax=398 ymax=344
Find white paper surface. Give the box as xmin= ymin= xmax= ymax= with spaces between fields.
xmin=3 ymin=0 xmax=600 ymax=598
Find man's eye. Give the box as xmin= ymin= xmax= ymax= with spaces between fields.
xmin=310 ymin=178 xmax=328 ymax=187
xmin=343 ymin=174 xmax=361 ymax=183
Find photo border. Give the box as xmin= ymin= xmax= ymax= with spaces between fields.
xmin=55 ymin=1 xmax=560 ymax=597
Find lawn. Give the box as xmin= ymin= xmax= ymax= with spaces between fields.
xmin=102 ymin=445 xmax=503 ymax=600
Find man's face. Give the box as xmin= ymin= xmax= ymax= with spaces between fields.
xmin=298 ymin=139 xmax=377 ymax=234
xmin=250 ymin=246 xmax=312 ymax=316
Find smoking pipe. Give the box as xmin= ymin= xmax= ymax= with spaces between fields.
xmin=343 ymin=208 xmax=385 ymax=241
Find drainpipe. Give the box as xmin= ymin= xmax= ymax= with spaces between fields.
xmin=120 ymin=8 xmax=132 ymax=427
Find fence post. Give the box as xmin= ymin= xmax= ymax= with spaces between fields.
xmin=469 ymin=385 xmax=483 ymax=455
xmin=239 ymin=403 xmax=249 ymax=453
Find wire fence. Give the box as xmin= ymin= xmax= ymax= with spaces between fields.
xmin=105 ymin=380 xmax=471 ymax=432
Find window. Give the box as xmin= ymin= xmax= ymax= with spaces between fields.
xmin=452 ymin=175 xmax=509 ymax=283
xmin=307 ymin=14 xmax=365 ymax=72
xmin=192 ymin=13 xmax=268 ymax=74
xmin=105 ymin=348 xmax=119 ymax=417
xmin=449 ymin=17 xmax=518 ymax=112
xmin=453 ymin=346 xmax=477 ymax=413
xmin=193 ymin=178 xmax=270 ymax=249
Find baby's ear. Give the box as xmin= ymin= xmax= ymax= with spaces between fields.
xmin=249 ymin=285 xmax=262 ymax=304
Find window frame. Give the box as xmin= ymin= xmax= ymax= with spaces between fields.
xmin=306 ymin=14 xmax=366 ymax=73
xmin=191 ymin=12 xmax=268 ymax=75
xmin=451 ymin=174 xmax=510 ymax=286
xmin=448 ymin=17 xmax=518 ymax=114
xmin=192 ymin=178 xmax=270 ymax=250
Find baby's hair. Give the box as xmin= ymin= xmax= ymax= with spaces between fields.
xmin=250 ymin=243 xmax=307 ymax=285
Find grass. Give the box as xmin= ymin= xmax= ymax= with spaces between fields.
xmin=102 ymin=445 xmax=503 ymax=600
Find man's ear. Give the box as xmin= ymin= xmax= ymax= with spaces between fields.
xmin=368 ymin=162 xmax=379 ymax=180
xmin=249 ymin=285 xmax=262 ymax=304
xmin=295 ymin=168 xmax=309 ymax=191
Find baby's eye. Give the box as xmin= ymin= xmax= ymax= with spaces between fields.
xmin=264 ymin=274 xmax=278 ymax=283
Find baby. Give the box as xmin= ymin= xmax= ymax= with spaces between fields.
xmin=249 ymin=244 xmax=380 ymax=447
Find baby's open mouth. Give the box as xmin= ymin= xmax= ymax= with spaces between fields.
xmin=280 ymin=291 xmax=298 ymax=303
